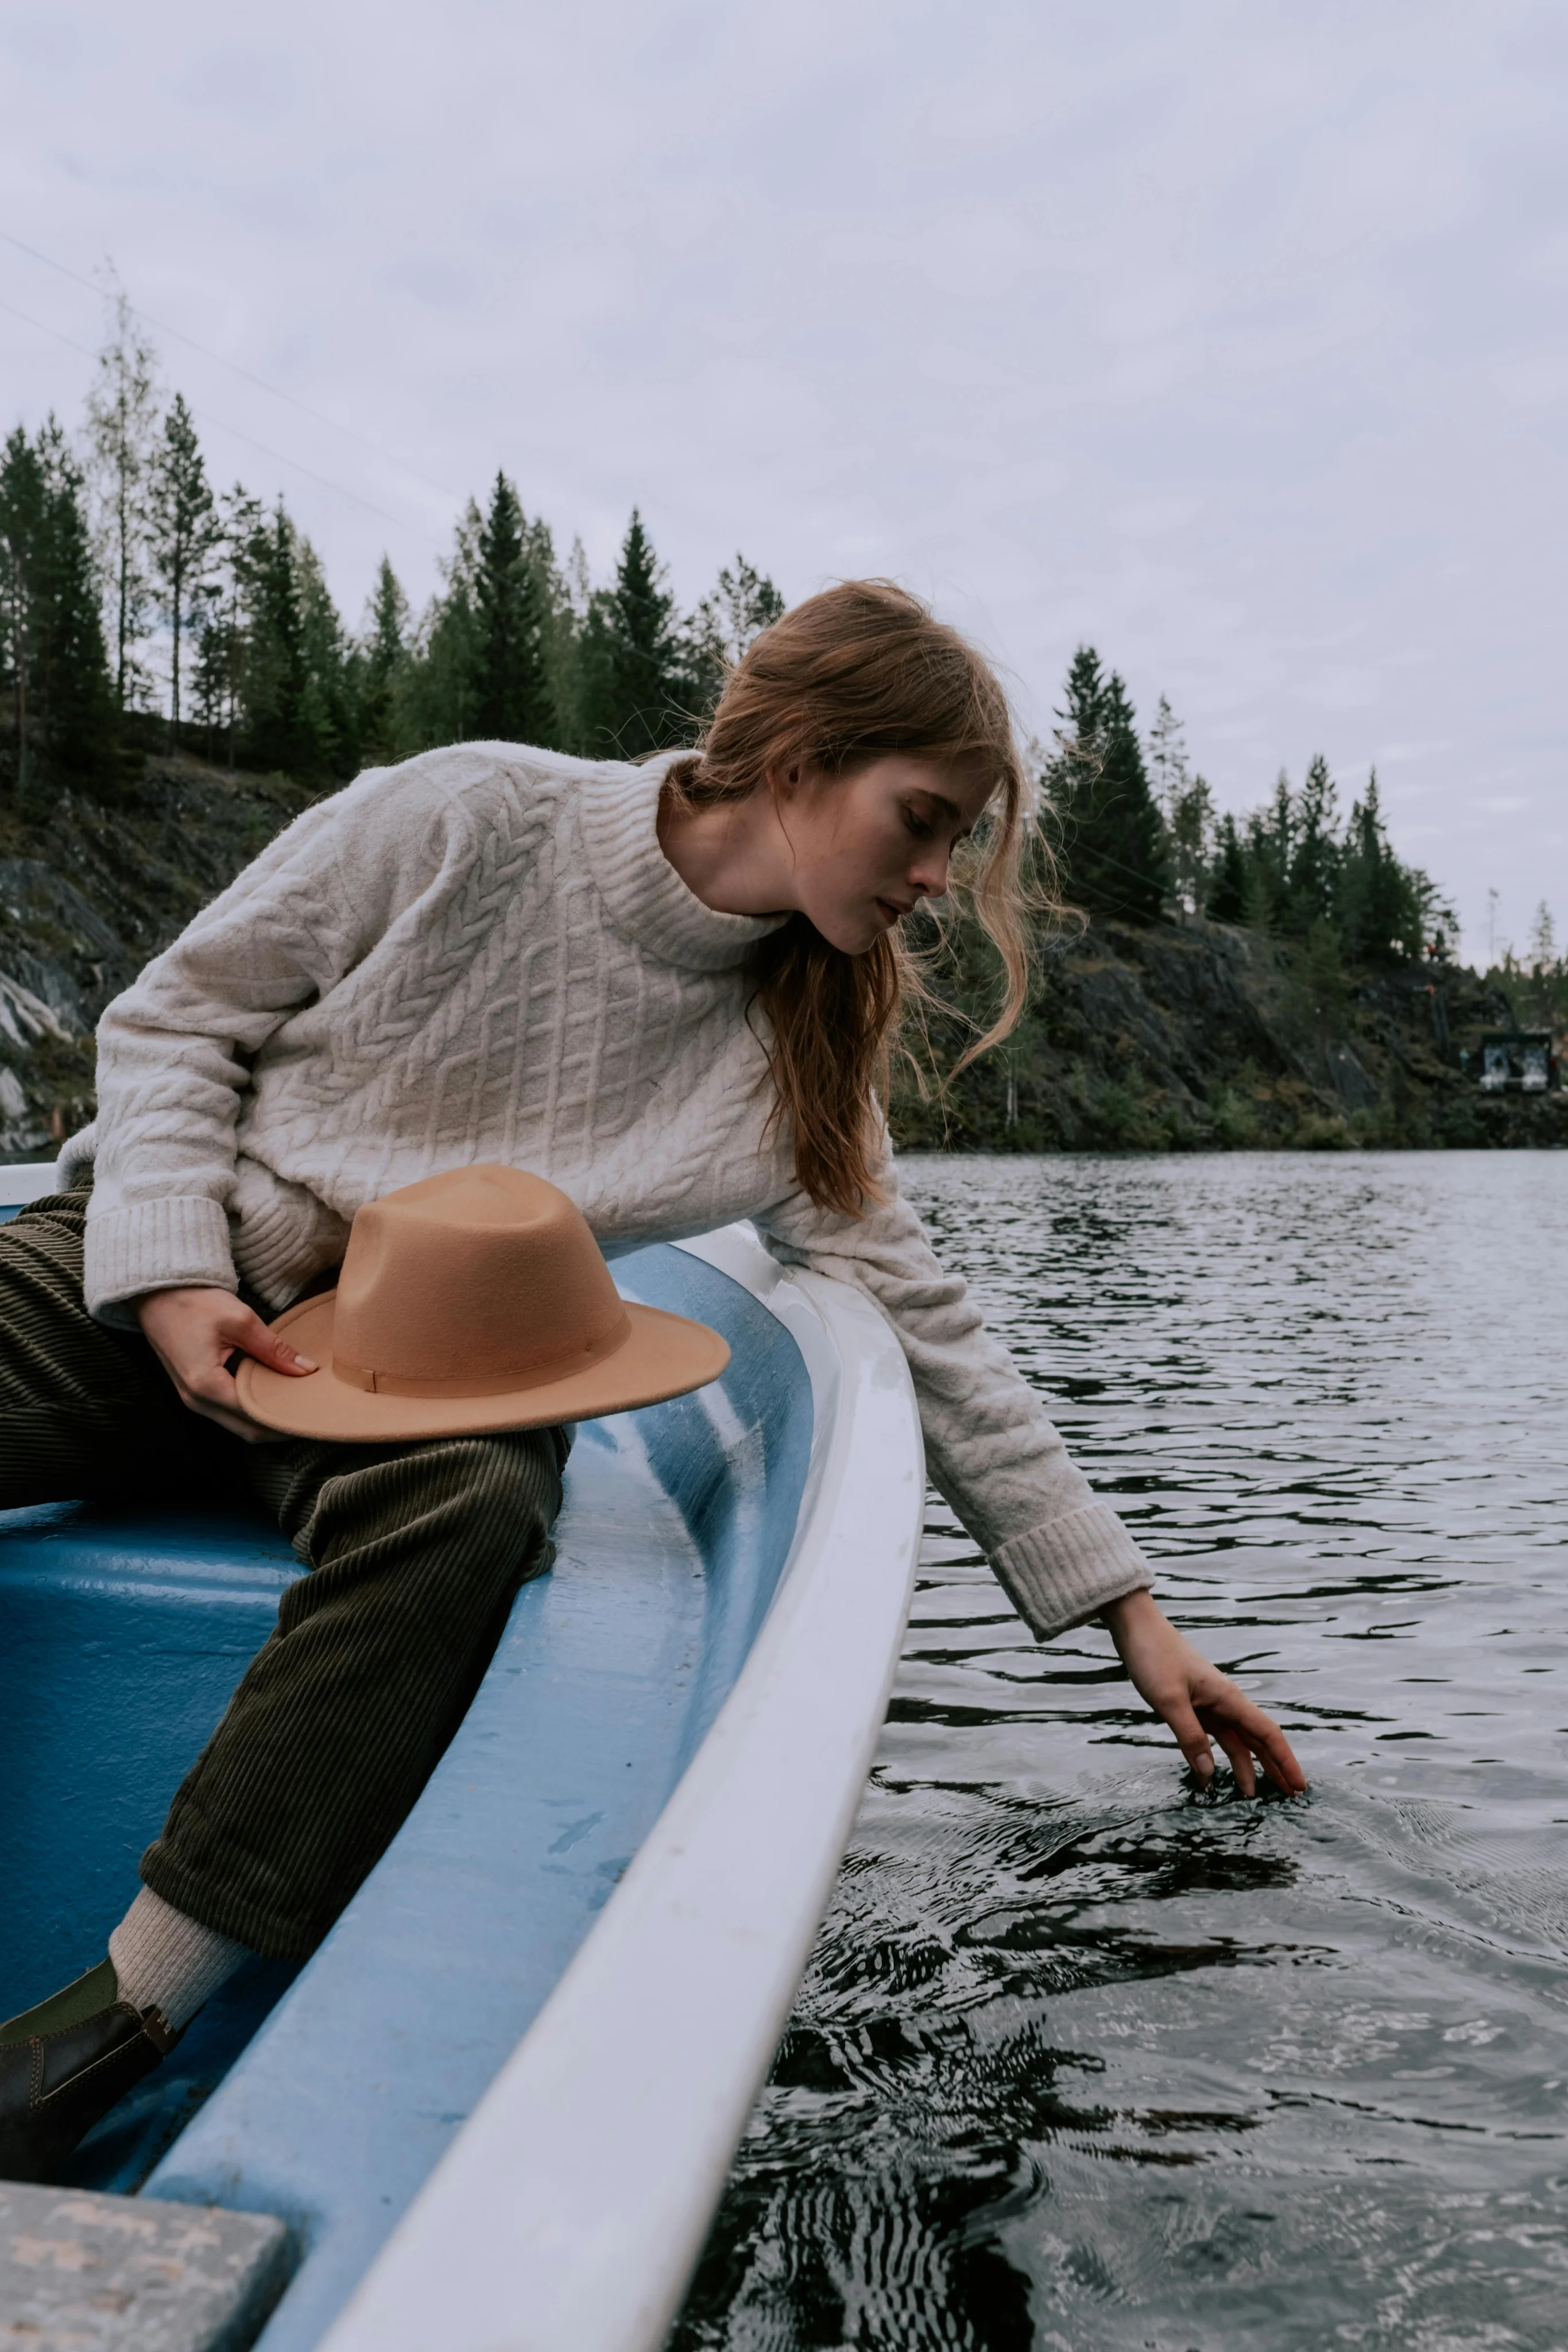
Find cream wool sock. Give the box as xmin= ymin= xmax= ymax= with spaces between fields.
xmin=108 ymin=1887 xmax=251 ymax=2034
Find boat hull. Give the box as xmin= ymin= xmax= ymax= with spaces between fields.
xmin=0 ymin=1185 xmax=925 ymax=2350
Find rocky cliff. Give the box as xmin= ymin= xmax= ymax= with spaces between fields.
xmin=890 ymin=914 xmax=1566 ymax=1151
xmin=0 ymin=753 xmax=1557 ymax=1160
xmin=0 ymin=755 xmax=315 ymax=1157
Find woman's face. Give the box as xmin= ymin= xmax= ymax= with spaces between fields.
xmin=774 ymin=755 xmax=996 ymax=954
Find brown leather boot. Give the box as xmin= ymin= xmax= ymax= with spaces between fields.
xmin=0 ymin=1962 xmax=181 ymax=2184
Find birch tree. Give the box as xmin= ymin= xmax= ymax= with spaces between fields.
xmin=1147 ymin=694 xmax=1211 ymax=919
xmin=0 ymin=429 xmax=44 ymax=798
xmin=84 ymin=293 xmax=160 ymax=710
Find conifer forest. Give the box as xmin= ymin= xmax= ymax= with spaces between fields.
xmin=0 ymin=308 xmax=1562 ymax=1156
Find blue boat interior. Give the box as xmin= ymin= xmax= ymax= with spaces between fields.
xmin=0 ymin=1243 xmax=812 ymax=2351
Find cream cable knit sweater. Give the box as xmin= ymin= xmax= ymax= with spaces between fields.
xmin=64 ymin=744 xmax=1151 ymax=1642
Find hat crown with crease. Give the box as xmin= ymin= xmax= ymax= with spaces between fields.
xmin=333 ymin=1165 xmax=629 ymax=1394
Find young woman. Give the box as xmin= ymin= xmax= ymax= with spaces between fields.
xmin=0 ymin=580 xmax=1304 ymax=2181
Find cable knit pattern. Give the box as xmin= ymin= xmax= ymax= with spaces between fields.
xmin=74 ymin=742 xmax=1151 ymax=1641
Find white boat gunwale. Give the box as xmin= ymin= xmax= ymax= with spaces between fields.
xmin=318 ymin=1223 xmax=926 ymax=2352
xmin=0 ymin=1164 xmax=60 ymax=1206
xmin=0 ymin=1160 xmax=927 ymax=2350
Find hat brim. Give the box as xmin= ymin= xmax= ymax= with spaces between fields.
xmin=235 ymin=1290 xmax=731 ymax=1442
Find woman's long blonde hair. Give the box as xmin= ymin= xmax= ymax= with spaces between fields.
xmin=665 ymin=580 xmax=1057 ymax=1218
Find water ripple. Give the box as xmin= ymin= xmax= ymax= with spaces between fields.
xmin=675 ymin=1154 xmax=1568 ymax=2350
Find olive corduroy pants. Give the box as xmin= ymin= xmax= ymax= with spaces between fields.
xmin=0 ymin=1188 xmax=568 ymax=1959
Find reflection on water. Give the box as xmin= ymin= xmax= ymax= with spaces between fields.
xmin=675 ymin=1154 xmax=1568 ymax=2351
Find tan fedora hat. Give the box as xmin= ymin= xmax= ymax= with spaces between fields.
xmin=237 ymin=1164 xmax=729 ymax=1442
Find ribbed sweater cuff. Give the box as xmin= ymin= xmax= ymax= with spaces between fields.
xmin=229 ymin=1183 xmax=346 ymax=1314
xmin=84 ymin=1196 xmax=238 ymax=1329
xmin=992 ymin=1503 xmax=1153 ymax=1642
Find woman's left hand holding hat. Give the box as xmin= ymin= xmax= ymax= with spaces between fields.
xmin=135 ymin=1286 xmax=319 ymax=1442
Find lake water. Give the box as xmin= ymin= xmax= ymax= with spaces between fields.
xmin=674 ymin=1152 xmax=1568 ymax=2352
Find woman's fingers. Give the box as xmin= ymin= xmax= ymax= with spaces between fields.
xmin=1100 ymin=1591 xmax=1307 ymax=1797
xmin=135 ymin=1285 xmax=314 ymax=1441
xmin=1153 ymin=1686 xmax=1218 ymax=1786
xmin=1255 ymin=1723 xmax=1308 ymax=1795
xmin=1161 ymin=1673 xmax=1306 ymax=1797
xmin=180 ymin=1352 xmax=271 ymax=1441
xmin=1196 ymin=1691 xmax=1308 ymax=1796
xmin=1211 ymin=1721 xmax=1258 ymax=1797
xmin=221 ymin=1302 xmax=316 ymax=1375
xmin=192 ymin=1307 xmax=314 ymax=1440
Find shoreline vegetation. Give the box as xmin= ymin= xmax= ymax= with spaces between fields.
xmin=1 ymin=310 xmax=1562 ymax=1157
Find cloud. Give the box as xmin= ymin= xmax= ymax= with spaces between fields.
xmin=1 ymin=0 xmax=1565 ymax=966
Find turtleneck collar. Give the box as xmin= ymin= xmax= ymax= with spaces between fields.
xmin=578 ymin=753 xmax=789 ymax=973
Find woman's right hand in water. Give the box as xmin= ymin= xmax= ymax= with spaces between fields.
xmin=134 ymin=1285 xmax=316 ymax=1442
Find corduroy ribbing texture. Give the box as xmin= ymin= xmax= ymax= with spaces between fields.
xmin=144 ymin=1417 xmax=565 ymax=1955
xmin=0 ymin=1190 xmax=234 ymax=1508
xmin=0 ymin=1190 xmax=566 ymax=1959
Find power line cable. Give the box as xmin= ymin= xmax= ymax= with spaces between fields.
xmin=0 ymin=291 xmax=442 ymax=546
xmin=1 ymin=229 xmax=459 ymax=504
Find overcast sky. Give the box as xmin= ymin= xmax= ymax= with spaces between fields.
xmin=3 ymin=0 xmax=1565 ymax=964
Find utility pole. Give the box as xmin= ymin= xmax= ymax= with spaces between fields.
xmin=1488 ymin=888 xmax=1499 ymax=968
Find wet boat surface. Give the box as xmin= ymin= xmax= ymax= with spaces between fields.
xmin=1 ymin=1199 xmax=925 ymax=2350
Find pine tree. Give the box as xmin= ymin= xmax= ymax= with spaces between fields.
xmin=522 ymin=514 xmax=575 ymax=751
xmin=543 ymin=534 xmax=593 ymax=751
xmin=1339 ymin=769 xmax=1415 ymax=965
xmin=1286 ymin=752 xmax=1340 ymax=936
xmin=83 ymin=293 xmax=160 ymax=711
xmin=32 ymin=420 xmax=116 ymax=788
xmin=1040 ymin=644 xmax=1104 ymax=864
xmin=233 ymin=504 xmax=354 ymax=778
xmin=294 ymin=531 xmax=354 ymax=773
xmin=1057 ymin=643 xmax=1108 ymax=753
xmin=405 ymin=500 xmax=483 ymax=749
xmin=191 ymin=483 xmax=262 ymax=767
xmin=190 ymin=606 xmax=233 ymax=759
xmin=472 ymin=472 xmax=554 ymax=745
xmin=1097 ymin=674 xmax=1171 ymax=922
xmin=1168 ymin=773 xmax=1214 ymax=920
xmin=1208 ymin=811 xmax=1248 ymax=922
xmin=0 ymin=421 xmax=116 ymax=801
xmin=582 ymin=509 xmax=685 ymax=756
xmin=147 ymin=393 xmax=219 ymax=737
xmin=1242 ymin=813 xmax=1279 ymax=933
xmin=1147 ymin=692 xmax=1211 ymax=919
xmin=1527 ymin=900 xmax=1556 ymax=974
xmin=683 ymin=553 xmax=786 ymax=717
xmin=238 ymin=504 xmax=311 ymax=774
xmin=1045 ymin=649 xmax=1169 ymax=922
xmin=1242 ymin=771 xmax=1294 ymax=930
xmin=573 ymin=591 xmax=616 ymax=756
xmin=355 ymin=556 xmax=410 ymax=765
